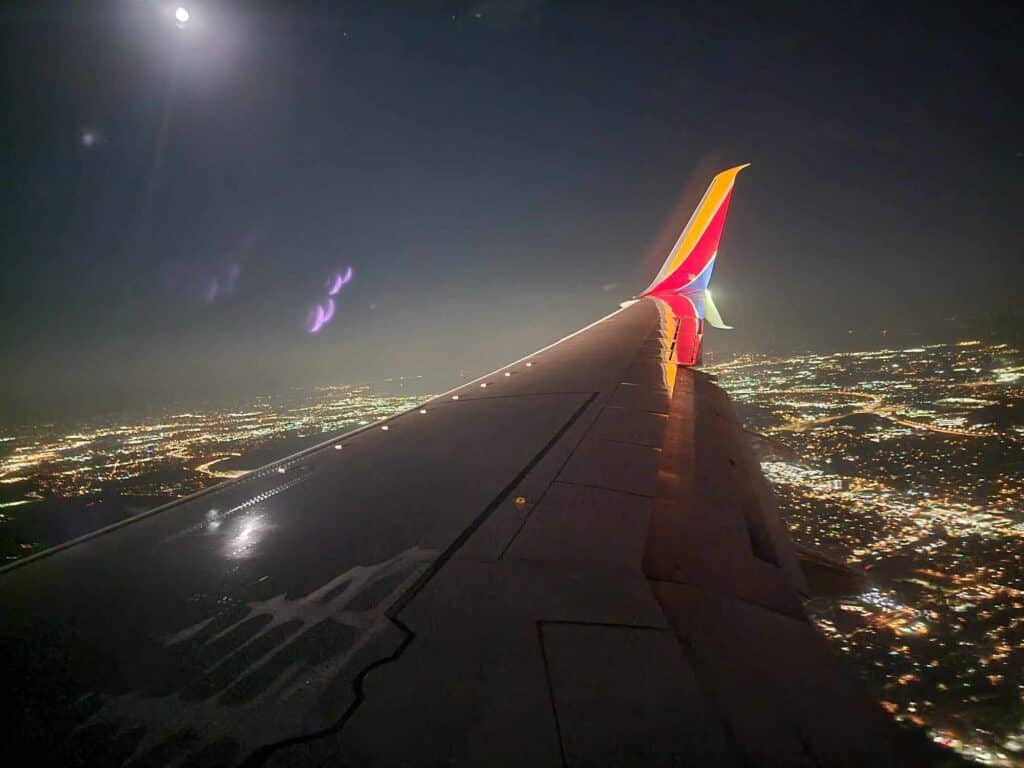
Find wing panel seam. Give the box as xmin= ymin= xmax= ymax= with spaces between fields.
xmin=246 ymin=391 xmax=600 ymax=765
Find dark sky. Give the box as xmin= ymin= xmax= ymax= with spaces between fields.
xmin=1 ymin=0 xmax=1021 ymax=422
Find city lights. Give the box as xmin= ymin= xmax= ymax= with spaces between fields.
xmin=712 ymin=339 xmax=1024 ymax=765
xmin=0 ymin=384 xmax=428 ymax=561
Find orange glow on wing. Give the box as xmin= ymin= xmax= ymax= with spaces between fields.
xmin=654 ymin=297 xmax=680 ymax=394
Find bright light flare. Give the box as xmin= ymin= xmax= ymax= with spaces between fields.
xmin=309 ymin=269 xmax=351 ymax=333
xmin=306 ymin=304 xmax=326 ymax=334
xmin=306 ymin=297 xmax=337 ymax=334
xmin=327 ymin=266 xmax=354 ymax=296
xmin=175 ymin=7 xmax=191 ymax=26
xmin=226 ymin=515 xmax=267 ymax=559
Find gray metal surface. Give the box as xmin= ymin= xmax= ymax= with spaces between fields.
xmin=1 ymin=299 xmax=938 ymax=766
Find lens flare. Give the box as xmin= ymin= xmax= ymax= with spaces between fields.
xmin=306 ymin=304 xmax=326 ymax=334
xmin=310 ymin=267 xmax=353 ymax=333
xmin=328 ymin=266 xmax=354 ymax=296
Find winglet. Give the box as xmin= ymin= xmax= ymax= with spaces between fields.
xmin=641 ymin=163 xmax=748 ymax=297
xmin=703 ymin=289 xmax=732 ymax=330
xmin=642 ymin=164 xmax=747 ymax=367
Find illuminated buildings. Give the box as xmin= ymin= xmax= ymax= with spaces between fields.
xmin=712 ymin=340 xmax=1024 ymax=766
xmin=0 ymin=385 xmax=426 ymax=559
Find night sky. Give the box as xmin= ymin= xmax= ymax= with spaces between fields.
xmin=1 ymin=1 xmax=1021 ymax=421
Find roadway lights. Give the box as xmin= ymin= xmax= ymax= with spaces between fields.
xmin=175 ymin=6 xmax=190 ymax=27
xmin=381 ymin=425 xmax=390 ymax=431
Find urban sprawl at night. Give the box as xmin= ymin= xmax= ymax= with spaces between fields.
xmin=2 ymin=340 xmax=1022 ymax=765
xmin=0 ymin=384 xmax=426 ymax=561
xmin=713 ymin=340 xmax=1024 ymax=766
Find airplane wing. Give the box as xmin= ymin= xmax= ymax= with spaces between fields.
xmin=1 ymin=167 xmax=941 ymax=767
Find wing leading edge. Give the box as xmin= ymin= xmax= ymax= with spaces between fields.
xmin=0 ymin=167 xmax=949 ymax=767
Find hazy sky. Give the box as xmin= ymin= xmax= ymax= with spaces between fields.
xmin=1 ymin=1 xmax=1021 ymax=421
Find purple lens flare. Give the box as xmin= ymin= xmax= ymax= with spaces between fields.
xmin=306 ymin=304 xmax=326 ymax=334
xmin=309 ymin=267 xmax=353 ymax=332
xmin=328 ymin=266 xmax=354 ymax=296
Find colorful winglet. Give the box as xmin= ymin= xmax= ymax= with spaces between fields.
xmin=640 ymin=164 xmax=748 ymax=297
